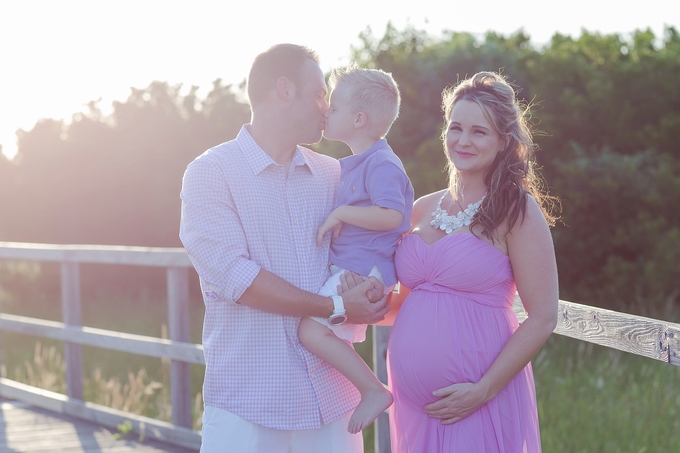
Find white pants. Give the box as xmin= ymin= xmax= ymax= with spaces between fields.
xmin=200 ymin=405 xmax=363 ymax=453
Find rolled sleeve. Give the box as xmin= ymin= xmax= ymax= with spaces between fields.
xmin=179 ymin=155 xmax=260 ymax=303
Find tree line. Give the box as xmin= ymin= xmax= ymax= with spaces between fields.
xmin=1 ymin=24 xmax=678 ymax=314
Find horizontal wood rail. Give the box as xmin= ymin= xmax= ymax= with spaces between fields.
xmin=511 ymin=295 xmax=679 ymax=366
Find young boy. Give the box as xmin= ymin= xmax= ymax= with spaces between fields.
xmin=298 ymin=64 xmax=414 ymax=434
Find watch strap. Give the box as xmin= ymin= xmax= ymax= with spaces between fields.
xmin=330 ymin=295 xmax=345 ymax=313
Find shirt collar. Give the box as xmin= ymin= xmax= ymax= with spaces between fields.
xmin=339 ymin=139 xmax=387 ymax=171
xmin=236 ymin=125 xmax=314 ymax=175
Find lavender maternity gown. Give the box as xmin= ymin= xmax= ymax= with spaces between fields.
xmin=387 ymin=233 xmax=541 ymax=452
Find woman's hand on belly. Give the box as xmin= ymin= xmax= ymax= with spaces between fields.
xmin=423 ymin=381 xmax=491 ymax=424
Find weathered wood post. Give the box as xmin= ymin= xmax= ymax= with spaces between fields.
xmin=669 ymin=327 xmax=680 ymax=366
xmin=373 ymin=324 xmax=392 ymax=453
xmin=167 ymin=266 xmax=192 ymax=428
xmin=61 ymin=261 xmax=83 ymax=400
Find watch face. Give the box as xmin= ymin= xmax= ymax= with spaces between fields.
xmin=328 ymin=313 xmax=347 ymax=326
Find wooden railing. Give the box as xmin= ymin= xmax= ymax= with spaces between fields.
xmin=512 ymin=296 xmax=680 ymax=366
xmin=0 ymin=242 xmax=202 ymax=450
xmin=1 ymin=242 xmax=679 ymax=453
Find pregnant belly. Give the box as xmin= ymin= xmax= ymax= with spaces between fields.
xmin=387 ymin=290 xmax=516 ymax=408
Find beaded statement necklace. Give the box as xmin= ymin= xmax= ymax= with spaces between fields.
xmin=430 ymin=192 xmax=486 ymax=234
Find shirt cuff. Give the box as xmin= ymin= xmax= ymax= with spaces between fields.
xmin=229 ymin=257 xmax=262 ymax=303
xmin=374 ymin=199 xmax=405 ymax=214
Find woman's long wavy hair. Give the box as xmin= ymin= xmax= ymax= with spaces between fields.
xmin=441 ymin=72 xmax=559 ymax=241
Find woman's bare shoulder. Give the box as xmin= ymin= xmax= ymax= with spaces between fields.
xmin=413 ymin=189 xmax=447 ymax=214
xmin=505 ymin=194 xmax=552 ymax=247
xmin=409 ymin=189 xmax=448 ymax=231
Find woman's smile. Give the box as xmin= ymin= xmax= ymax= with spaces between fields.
xmin=446 ymin=100 xmax=504 ymax=174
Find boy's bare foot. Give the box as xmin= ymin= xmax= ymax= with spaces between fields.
xmin=347 ymin=386 xmax=393 ymax=434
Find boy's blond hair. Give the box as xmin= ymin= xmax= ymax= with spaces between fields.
xmin=329 ymin=63 xmax=401 ymax=139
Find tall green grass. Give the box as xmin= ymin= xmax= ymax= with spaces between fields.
xmin=534 ymin=334 xmax=680 ymax=452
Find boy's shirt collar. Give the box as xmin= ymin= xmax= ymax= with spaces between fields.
xmin=339 ymin=138 xmax=388 ymax=171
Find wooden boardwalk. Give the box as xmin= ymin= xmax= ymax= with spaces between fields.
xmin=0 ymin=398 xmax=198 ymax=453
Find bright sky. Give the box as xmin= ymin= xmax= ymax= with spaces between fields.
xmin=1 ymin=0 xmax=678 ymax=160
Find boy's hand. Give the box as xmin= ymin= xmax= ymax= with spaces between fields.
xmin=339 ymin=272 xmax=385 ymax=303
xmin=317 ymin=210 xmax=343 ymax=246
xmin=365 ymin=276 xmax=386 ymax=303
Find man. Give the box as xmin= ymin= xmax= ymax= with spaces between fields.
xmin=179 ymin=43 xmax=389 ymax=453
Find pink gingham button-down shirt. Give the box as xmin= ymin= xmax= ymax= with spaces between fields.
xmin=179 ymin=125 xmax=360 ymax=430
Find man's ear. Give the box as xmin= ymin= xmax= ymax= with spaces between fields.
xmin=354 ymin=112 xmax=367 ymax=128
xmin=276 ymin=77 xmax=295 ymax=101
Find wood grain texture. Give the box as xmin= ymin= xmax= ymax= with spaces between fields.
xmin=513 ymin=295 xmax=676 ymax=364
xmin=668 ymin=326 xmax=680 ymax=366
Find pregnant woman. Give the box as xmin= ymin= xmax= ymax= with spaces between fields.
xmin=385 ymin=71 xmax=559 ymax=452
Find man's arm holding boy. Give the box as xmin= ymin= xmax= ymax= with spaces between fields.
xmin=180 ymin=157 xmax=388 ymax=325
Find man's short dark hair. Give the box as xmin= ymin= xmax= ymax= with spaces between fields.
xmin=247 ymin=44 xmax=320 ymax=108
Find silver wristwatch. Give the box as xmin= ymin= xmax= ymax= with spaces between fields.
xmin=328 ymin=295 xmax=348 ymax=326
